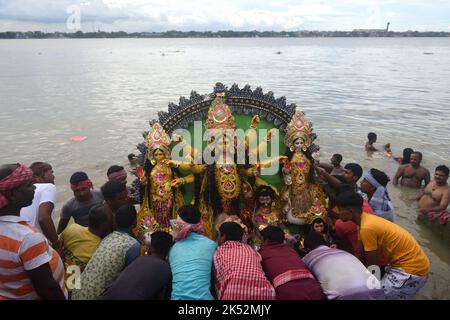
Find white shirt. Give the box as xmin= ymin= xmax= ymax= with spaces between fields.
xmin=20 ymin=183 xmax=56 ymax=233
xmin=302 ymin=245 xmax=380 ymax=299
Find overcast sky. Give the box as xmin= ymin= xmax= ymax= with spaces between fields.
xmin=1 ymin=0 xmax=449 ymax=32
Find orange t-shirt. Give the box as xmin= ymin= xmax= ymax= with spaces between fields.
xmin=359 ymin=213 xmax=429 ymax=276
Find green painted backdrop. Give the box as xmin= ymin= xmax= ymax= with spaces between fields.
xmin=171 ymin=114 xmax=286 ymax=204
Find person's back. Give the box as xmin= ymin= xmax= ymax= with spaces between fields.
xmin=71 ymin=204 xmax=140 ymax=300
xmin=360 ymin=213 xmax=429 ymax=276
xmin=0 ymin=216 xmax=67 ymax=299
xmin=214 ymin=240 xmax=275 ymax=300
xmin=20 ymin=183 xmax=56 ymax=231
xmin=302 ymin=233 xmax=384 ymax=300
xmin=259 ymin=242 xmax=324 ymax=300
xmin=61 ymin=190 xmax=103 ymax=227
xmin=100 ymin=255 xmax=171 ymax=300
xmin=169 ymin=232 xmax=216 ymax=300
xmin=71 ymin=230 xmax=138 ymax=300
xmin=100 ymin=231 xmax=173 ymax=300
xmin=59 ymin=223 xmax=102 ymax=270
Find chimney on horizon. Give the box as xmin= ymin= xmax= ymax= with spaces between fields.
xmin=386 ymin=22 xmax=390 ymax=32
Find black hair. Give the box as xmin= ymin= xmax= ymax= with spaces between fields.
xmin=411 ymin=151 xmax=422 ymax=160
xmin=70 ymin=172 xmax=89 ymax=185
xmin=255 ymin=185 xmax=275 ymax=202
xmin=369 ymin=168 xmax=390 ymax=187
xmin=219 ymin=222 xmax=243 ymax=242
xmin=88 ymin=204 xmax=109 ymax=229
xmin=335 ymin=190 xmax=363 ymax=211
xmin=332 ymin=154 xmax=343 ymax=164
xmin=128 ymin=153 xmax=136 ymax=160
xmin=304 ymin=231 xmax=327 ymax=251
xmin=436 ymin=165 xmax=450 ymax=177
xmin=29 ymin=162 xmax=52 ymax=177
xmin=178 ymin=205 xmax=201 ymax=224
xmin=402 ymin=148 xmax=414 ymax=164
xmin=101 ymin=180 xmax=127 ymax=200
xmin=367 ymin=132 xmax=377 ymax=141
xmin=150 ymin=231 xmax=174 ymax=257
xmin=344 ymin=163 xmax=363 ymax=180
xmin=107 ymin=165 xmax=124 ymax=176
xmin=309 ymin=217 xmax=330 ymax=236
xmin=333 ymin=174 xmax=348 ymax=184
xmin=260 ymin=225 xmax=285 ymax=244
xmin=0 ymin=164 xmax=16 ymax=181
xmin=335 ymin=183 xmax=355 ymax=196
xmin=115 ymin=204 xmax=137 ymax=228
xmin=311 ymin=217 xmax=325 ymax=225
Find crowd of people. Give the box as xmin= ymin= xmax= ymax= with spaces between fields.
xmin=0 ymin=134 xmax=449 ymax=301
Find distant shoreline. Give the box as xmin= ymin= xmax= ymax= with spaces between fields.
xmin=2 ymin=30 xmax=450 ymax=39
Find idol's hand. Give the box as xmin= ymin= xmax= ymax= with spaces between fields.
xmin=172 ymin=134 xmax=184 ymax=143
xmin=314 ymin=165 xmax=328 ymax=180
xmin=163 ymin=159 xmax=178 ymax=168
xmin=266 ymin=128 xmax=277 ymax=141
xmin=279 ymin=156 xmax=289 ymax=164
xmin=250 ymin=115 xmax=261 ymax=128
xmin=136 ymin=165 xmax=145 ymax=179
xmin=171 ymin=178 xmax=184 ymax=188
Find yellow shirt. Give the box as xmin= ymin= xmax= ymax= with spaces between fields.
xmin=59 ymin=223 xmax=101 ymax=266
xmin=359 ymin=212 xmax=430 ymax=276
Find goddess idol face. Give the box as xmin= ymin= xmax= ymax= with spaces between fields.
xmin=149 ymin=148 xmax=166 ymax=163
xmin=293 ymin=137 xmax=306 ymax=153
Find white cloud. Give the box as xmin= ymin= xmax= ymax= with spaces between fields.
xmin=0 ymin=0 xmax=449 ymax=32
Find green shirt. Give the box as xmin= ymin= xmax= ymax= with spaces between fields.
xmin=71 ymin=231 xmax=139 ymax=300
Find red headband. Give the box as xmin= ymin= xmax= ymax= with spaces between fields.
xmin=108 ymin=169 xmax=127 ymax=182
xmin=70 ymin=179 xmax=93 ymax=191
xmin=0 ymin=163 xmax=34 ymax=209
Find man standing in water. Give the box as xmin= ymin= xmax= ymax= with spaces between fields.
xmin=393 ymin=152 xmax=430 ymax=188
xmin=417 ymin=165 xmax=450 ymax=214
xmin=365 ymin=132 xmax=391 ymax=153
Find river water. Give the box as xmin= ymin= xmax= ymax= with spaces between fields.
xmin=0 ymin=38 xmax=449 ymax=299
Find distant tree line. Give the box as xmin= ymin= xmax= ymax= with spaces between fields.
xmin=1 ymin=30 xmax=449 ymax=39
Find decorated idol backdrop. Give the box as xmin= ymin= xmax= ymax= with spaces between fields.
xmin=132 ymin=83 xmax=328 ymax=239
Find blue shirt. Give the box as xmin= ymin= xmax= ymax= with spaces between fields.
xmin=168 ymin=232 xmax=217 ymax=300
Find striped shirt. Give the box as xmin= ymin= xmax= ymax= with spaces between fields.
xmin=214 ymin=241 xmax=276 ymax=300
xmin=0 ymin=215 xmax=67 ymax=300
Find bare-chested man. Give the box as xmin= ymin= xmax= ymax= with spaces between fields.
xmin=393 ymin=152 xmax=430 ymax=188
xmin=365 ymin=132 xmax=391 ymax=153
xmin=417 ymin=165 xmax=450 ymax=214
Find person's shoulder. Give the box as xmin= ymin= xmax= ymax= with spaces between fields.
xmin=39 ymin=183 xmax=56 ymax=192
xmin=20 ymin=227 xmax=47 ymax=248
xmin=205 ymin=236 xmax=218 ymax=247
xmin=65 ymin=223 xmax=85 ymax=233
xmin=196 ymin=234 xmax=217 ymax=247
xmin=361 ymin=212 xmax=384 ymax=227
xmin=63 ymin=196 xmax=76 ymax=207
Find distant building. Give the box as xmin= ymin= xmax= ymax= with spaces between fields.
xmin=353 ymin=22 xmax=390 ymax=36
